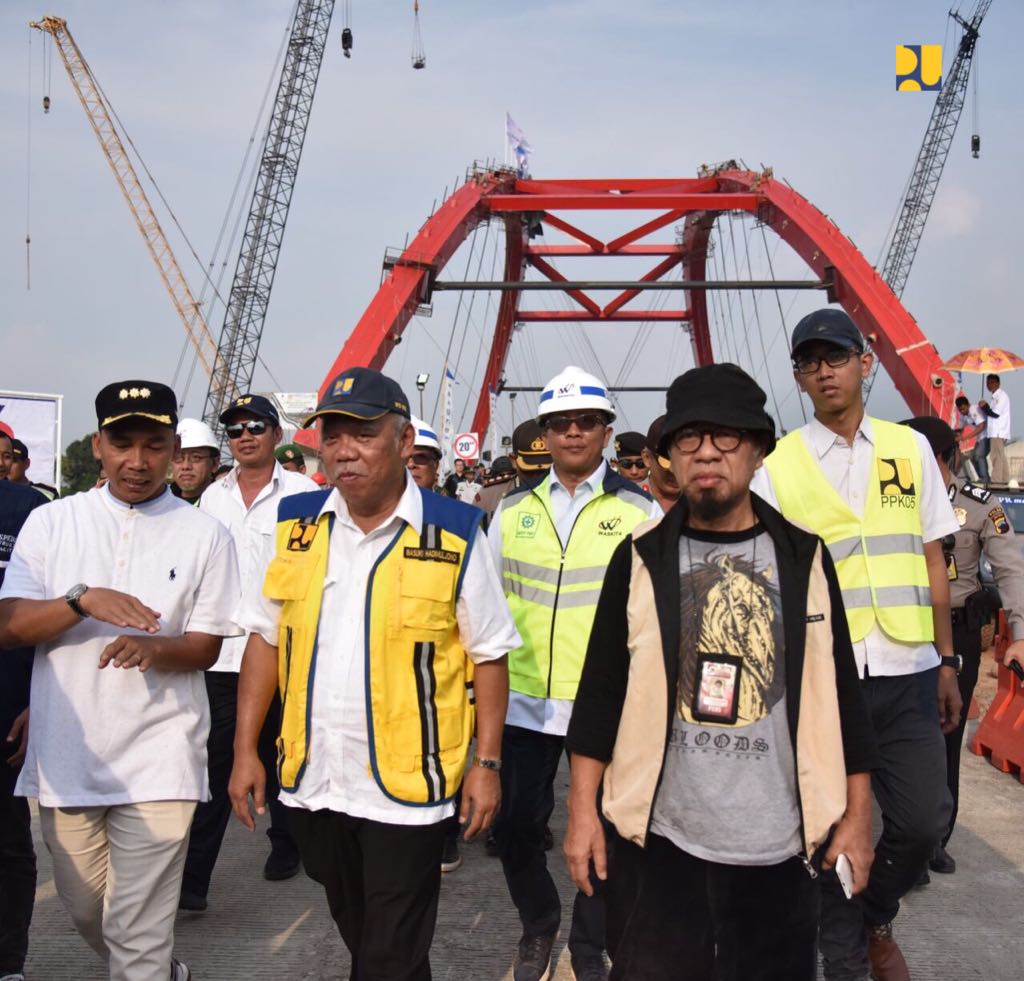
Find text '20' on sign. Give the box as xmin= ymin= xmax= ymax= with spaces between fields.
xmin=454 ymin=432 xmax=479 ymax=461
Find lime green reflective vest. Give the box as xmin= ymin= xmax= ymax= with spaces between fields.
xmin=764 ymin=419 xmax=933 ymax=643
xmin=263 ymin=488 xmax=483 ymax=806
xmin=499 ymin=469 xmax=653 ymax=699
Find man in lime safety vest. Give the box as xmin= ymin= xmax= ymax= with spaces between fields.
xmin=751 ymin=309 xmax=961 ymax=981
xmin=227 ymin=367 xmax=519 ymax=980
xmin=489 ymin=366 xmax=661 ymax=981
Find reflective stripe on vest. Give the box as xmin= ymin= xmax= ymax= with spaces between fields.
xmin=764 ymin=420 xmax=933 ymax=643
xmin=499 ymin=476 xmax=652 ymax=699
xmin=265 ymin=488 xmax=481 ymax=804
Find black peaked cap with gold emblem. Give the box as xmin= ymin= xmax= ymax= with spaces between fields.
xmin=96 ymin=381 xmax=178 ymax=430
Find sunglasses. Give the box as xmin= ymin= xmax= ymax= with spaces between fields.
xmin=225 ymin=420 xmax=269 ymax=439
xmin=545 ymin=413 xmax=606 ymax=435
xmin=617 ymin=457 xmax=646 ymax=471
xmin=409 ymin=452 xmax=438 ymax=467
xmin=672 ymin=426 xmax=746 ymax=454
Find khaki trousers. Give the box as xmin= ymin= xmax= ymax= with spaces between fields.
xmin=989 ymin=436 xmax=1009 ymax=484
xmin=40 ymin=800 xmax=195 ymax=981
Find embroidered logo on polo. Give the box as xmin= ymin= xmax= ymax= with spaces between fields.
xmin=878 ymin=457 xmax=917 ymax=509
xmin=287 ymin=518 xmax=320 ymax=551
xmin=515 ymin=512 xmax=540 ymax=538
xmin=403 ymin=546 xmax=459 ymax=564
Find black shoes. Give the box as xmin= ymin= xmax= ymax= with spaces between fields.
xmin=571 ymin=954 xmax=609 ymax=981
xmin=441 ymin=837 xmax=462 ymax=873
xmin=263 ymin=843 xmax=301 ymax=881
xmin=929 ymin=844 xmax=957 ymax=874
xmin=177 ymin=890 xmax=207 ymax=912
xmin=513 ymin=931 xmax=556 ymax=981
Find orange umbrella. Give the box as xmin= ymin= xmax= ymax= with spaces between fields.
xmin=941 ymin=347 xmax=1024 ymax=374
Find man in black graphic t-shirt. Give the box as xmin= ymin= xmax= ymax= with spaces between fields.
xmin=565 ymin=365 xmax=878 ymax=981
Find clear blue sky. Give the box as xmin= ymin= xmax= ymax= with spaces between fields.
xmin=2 ymin=0 xmax=1021 ymax=444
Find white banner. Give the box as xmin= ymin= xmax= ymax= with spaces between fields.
xmin=0 ymin=390 xmax=63 ymax=490
xmin=488 ymin=387 xmax=498 ymax=461
xmin=440 ymin=367 xmax=456 ymax=472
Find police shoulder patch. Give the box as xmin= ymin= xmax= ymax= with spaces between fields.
xmin=960 ymin=483 xmax=991 ymax=504
xmin=988 ymin=506 xmax=1011 ymax=535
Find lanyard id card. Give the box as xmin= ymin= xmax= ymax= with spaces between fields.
xmin=691 ymin=653 xmax=743 ymax=725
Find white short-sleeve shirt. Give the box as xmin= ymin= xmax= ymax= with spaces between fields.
xmin=987 ymin=388 xmax=1012 ymax=440
xmin=235 ymin=476 xmax=520 ymax=825
xmin=751 ymin=415 xmax=959 ymax=677
xmin=0 ymin=485 xmax=240 ymax=806
xmin=198 ymin=461 xmax=317 ymax=672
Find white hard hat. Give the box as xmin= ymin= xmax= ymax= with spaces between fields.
xmin=411 ymin=416 xmax=442 ymax=455
xmin=537 ymin=365 xmax=615 ymax=422
xmin=177 ymin=418 xmax=219 ymax=452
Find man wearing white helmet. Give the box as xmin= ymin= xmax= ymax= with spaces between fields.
xmin=489 ymin=366 xmax=661 ymax=981
xmin=407 ymin=416 xmax=443 ymax=492
xmin=171 ymin=419 xmax=220 ymax=504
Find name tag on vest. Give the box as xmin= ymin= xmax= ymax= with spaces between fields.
xmin=403 ymin=546 xmax=459 ymax=565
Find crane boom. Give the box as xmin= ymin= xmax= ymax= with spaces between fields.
xmin=30 ymin=15 xmax=219 ymax=382
xmin=880 ymin=0 xmax=992 ymax=297
xmin=203 ymin=0 xmax=335 ymax=436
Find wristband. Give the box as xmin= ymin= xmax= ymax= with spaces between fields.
xmin=473 ymin=756 xmax=502 ymax=771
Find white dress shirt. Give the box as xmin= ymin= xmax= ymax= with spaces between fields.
xmin=0 ymin=485 xmax=240 ymax=806
xmin=751 ymin=415 xmax=959 ymax=677
xmin=235 ymin=476 xmax=520 ymax=824
xmin=489 ymin=460 xmax=663 ymax=735
xmin=987 ymin=387 xmax=1012 ymax=440
xmin=199 ymin=461 xmax=316 ymax=672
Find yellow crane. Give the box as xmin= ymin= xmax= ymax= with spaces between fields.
xmin=30 ymin=14 xmax=219 ymax=382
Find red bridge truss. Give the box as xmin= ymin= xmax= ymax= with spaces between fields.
xmin=317 ymin=167 xmax=955 ymax=439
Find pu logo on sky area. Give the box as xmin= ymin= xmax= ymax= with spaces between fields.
xmin=896 ymin=44 xmax=942 ymax=92
xmin=878 ymin=458 xmax=917 ymax=509
xmin=287 ymin=518 xmax=320 ymax=551
xmin=597 ymin=516 xmax=623 ymax=535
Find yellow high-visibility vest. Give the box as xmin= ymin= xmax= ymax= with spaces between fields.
xmin=500 ymin=471 xmax=653 ymax=699
xmin=263 ymin=488 xmax=482 ymax=805
xmin=764 ymin=419 xmax=932 ymax=643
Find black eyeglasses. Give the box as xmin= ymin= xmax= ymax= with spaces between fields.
xmin=225 ymin=420 xmax=269 ymax=439
xmin=617 ymin=457 xmax=646 ymax=470
xmin=544 ymin=413 xmax=606 ymax=434
xmin=672 ymin=426 xmax=746 ymax=454
xmin=793 ymin=349 xmax=857 ymax=375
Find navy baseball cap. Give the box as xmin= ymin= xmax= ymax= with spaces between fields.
xmin=219 ymin=394 xmax=280 ymax=426
xmin=303 ymin=367 xmax=411 ymax=427
xmin=790 ymin=308 xmax=865 ymax=358
xmin=9 ymin=438 xmax=28 ymax=460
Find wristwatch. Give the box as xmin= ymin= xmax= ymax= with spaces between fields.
xmin=65 ymin=583 xmax=90 ymax=618
xmin=473 ymin=756 xmax=502 ymax=771
xmin=940 ymin=654 xmax=963 ymax=674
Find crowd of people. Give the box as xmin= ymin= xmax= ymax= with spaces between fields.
xmin=1 ymin=306 xmax=1023 ymax=981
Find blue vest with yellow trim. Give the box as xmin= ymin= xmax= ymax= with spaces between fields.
xmin=264 ymin=487 xmax=483 ymax=806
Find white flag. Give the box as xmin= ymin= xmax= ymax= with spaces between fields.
xmin=488 ymin=386 xmax=498 ymax=462
xmin=440 ymin=367 xmax=456 ymax=474
xmin=505 ymin=112 xmax=534 ymax=178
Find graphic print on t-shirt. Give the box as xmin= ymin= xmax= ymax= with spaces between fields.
xmin=678 ymin=549 xmax=784 ymax=727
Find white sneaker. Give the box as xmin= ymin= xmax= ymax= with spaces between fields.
xmin=0 ymin=973 xmax=27 ymax=980
xmin=170 ymin=959 xmax=191 ymax=981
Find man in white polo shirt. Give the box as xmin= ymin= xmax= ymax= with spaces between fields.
xmin=981 ymin=373 xmax=1012 ymax=486
xmin=179 ymin=393 xmax=316 ymax=911
xmin=0 ymin=380 xmax=239 ymax=981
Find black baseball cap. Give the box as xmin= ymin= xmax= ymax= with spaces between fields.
xmin=511 ymin=419 xmax=551 ymax=471
xmin=303 ymin=367 xmax=411 ymax=427
xmin=614 ymin=432 xmax=646 ymax=457
xmin=490 ymin=455 xmax=515 ymax=476
xmin=96 ymin=380 xmax=178 ymax=430
xmin=219 ymin=394 xmax=280 ymax=426
xmin=660 ymin=363 xmax=776 ymax=455
xmin=902 ymin=417 xmax=957 ymax=458
xmin=790 ymin=308 xmax=865 ymax=358
xmin=9 ymin=438 xmax=28 ymax=461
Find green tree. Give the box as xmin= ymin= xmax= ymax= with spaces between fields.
xmin=62 ymin=434 xmax=100 ymax=495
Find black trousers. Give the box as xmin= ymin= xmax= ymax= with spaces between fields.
xmin=494 ymin=724 xmax=605 ymax=960
xmin=819 ymin=668 xmax=952 ymax=981
xmin=181 ymin=671 xmax=293 ymax=897
xmin=606 ymin=830 xmax=819 ymax=981
xmin=943 ymin=614 xmax=984 ymax=846
xmin=288 ymin=808 xmax=446 ymax=981
xmin=0 ymin=714 xmax=36 ymax=975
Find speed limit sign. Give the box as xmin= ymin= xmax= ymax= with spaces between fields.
xmin=453 ymin=432 xmax=479 ymax=461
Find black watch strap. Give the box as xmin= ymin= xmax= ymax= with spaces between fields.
xmin=66 ymin=583 xmax=90 ymax=618
xmin=940 ymin=655 xmax=963 ymax=673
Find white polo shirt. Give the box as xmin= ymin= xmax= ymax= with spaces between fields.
xmin=0 ymin=485 xmax=240 ymax=807
xmin=751 ymin=415 xmax=959 ymax=677
xmin=987 ymin=388 xmax=1012 ymax=440
xmin=199 ymin=461 xmax=316 ymax=672
xmin=235 ymin=476 xmax=520 ymax=825
xmin=488 ymin=460 xmax=663 ymax=736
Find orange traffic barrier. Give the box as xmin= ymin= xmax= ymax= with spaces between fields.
xmin=970 ymin=611 xmax=1024 ymax=782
